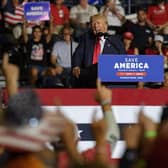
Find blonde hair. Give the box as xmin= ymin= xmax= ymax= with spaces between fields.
xmin=90 ymin=14 xmax=108 ymax=26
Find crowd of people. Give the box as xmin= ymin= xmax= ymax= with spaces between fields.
xmin=0 ymin=1 xmax=168 ymax=167
xmin=0 ymin=45 xmax=168 ymax=167
xmin=0 ymin=0 xmax=168 ymax=88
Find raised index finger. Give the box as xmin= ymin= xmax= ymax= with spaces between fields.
xmin=2 ymin=53 xmax=9 ymax=69
xmin=96 ymin=78 xmax=102 ymax=90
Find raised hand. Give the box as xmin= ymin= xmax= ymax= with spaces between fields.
xmin=91 ymin=110 xmax=107 ymax=144
xmin=72 ymin=67 xmax=80 ymax=78
xmin=124 ymin=124 xmax=142 ymax=149
xmin=138 ymin=111 xmax=157 ymax=132
xmin=2 ymin=53 xmax=19 ymax=96
xmin=95 ymin=79 xmax=112 ymax=105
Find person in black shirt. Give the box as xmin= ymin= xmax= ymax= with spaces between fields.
xmin=23 ymin=24 xmax=48 ymax=86
xmin=122 ymin=8 xmax=153 ymax=54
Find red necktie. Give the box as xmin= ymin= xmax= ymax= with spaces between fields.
xmin=92 ymin=37 xmax=101 ymax=64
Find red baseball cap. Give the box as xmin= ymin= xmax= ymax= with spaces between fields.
xmin=123 ymin=32 xmax=134 ymax=40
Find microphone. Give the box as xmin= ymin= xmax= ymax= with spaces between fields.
xmin=96 ymin=32 xmax=104 ymax=37
xmin=96 ymin=32 xmax=109 ymax=39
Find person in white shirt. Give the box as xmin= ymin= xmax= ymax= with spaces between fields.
xmin=70 ymin=0 xmax=98 ymax=41
xmin=100 ymin=0 xmax=125 ymax=34
xmin=51 ymin=26 xmax=78 ymax=70
xmin=43 ymin=26 xmax=78 ymax=88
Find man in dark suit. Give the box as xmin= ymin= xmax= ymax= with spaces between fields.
xmin=72 ymin=14 xmax=125 ymax=88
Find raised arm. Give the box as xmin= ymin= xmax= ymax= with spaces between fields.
xmin=23 ymin=19 xmax=29 ymax=43
xmin=2 ymin=53 xmax=19 ymax=97
xmin=58 ymin=112 xmax=83 ymax=165
xmin=95 ymin=79 xmax=120 ymax=149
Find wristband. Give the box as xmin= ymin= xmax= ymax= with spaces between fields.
xmin=125 ymin=149 xmax=138 ymax=161
xmin=101 ymin=99 xmax=111 ymax=106
xmin=144 ymin=131 xmax=157 ymax=138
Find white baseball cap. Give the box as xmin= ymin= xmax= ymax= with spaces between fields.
xmin=154 ymin=35 xmax=164 ymax=42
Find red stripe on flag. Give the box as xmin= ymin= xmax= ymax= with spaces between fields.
xmin=35 ymin=89 xmax=168 ymax=105
xmin=3 ymin=89 xmax=168 ymax=106
xmin=0 ymin=131 xmax=45 ymax=144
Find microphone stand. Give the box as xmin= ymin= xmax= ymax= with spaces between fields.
xmin=70 ymin=36 xmax=73 ymax=88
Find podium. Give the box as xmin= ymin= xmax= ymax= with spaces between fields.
xmin=98 ymin=55 xmax=164 ymax=83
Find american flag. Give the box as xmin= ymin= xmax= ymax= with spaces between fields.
xmin=2 ymin=89 xmax=168 ymax=158
xmin=35 ymin=89 xmax=168 ymax=158
xmin=4 ymin=5 xmax=24 ymax=25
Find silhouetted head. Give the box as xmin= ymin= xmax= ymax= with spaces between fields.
xmin=161 ymin=105 xmax=168 ymax=123
xmin=5 ymin=90 xmax=43 ymax=128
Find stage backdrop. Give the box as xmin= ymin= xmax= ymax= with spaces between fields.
xmin=3 ymin=89 xmax=168 ymax=158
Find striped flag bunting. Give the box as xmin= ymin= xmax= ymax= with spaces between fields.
xmin=2 ymin=89 xmax=168 ymax=158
